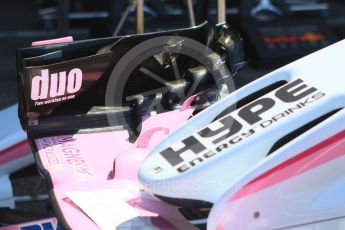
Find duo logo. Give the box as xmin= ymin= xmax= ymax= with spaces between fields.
xmin=30 ymin=68 xmax=83 ymax=101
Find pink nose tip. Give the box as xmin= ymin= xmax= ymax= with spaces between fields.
xmin=216 ymin=225 xmax=224 ymax=230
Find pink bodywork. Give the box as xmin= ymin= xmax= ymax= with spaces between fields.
xmin=34 ymin=99 xmax=197 ymax=229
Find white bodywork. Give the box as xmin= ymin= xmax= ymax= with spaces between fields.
xmin=214 ymin=157 xmax=345 ymax=229
xmin=207 ymin=110 xmax=345 ymax=229
xmin=139 ymin=39 xmax=345 ymax=204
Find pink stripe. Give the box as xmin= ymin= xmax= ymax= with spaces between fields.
xmin=31 ymin=36 xmax=73 ymax=46
xmin=0 ymin=140 xmax=32 ymax=165
xmin=136 ymin=127 xmax=170 ymax=148
xmin=229 ymin=130 xmax=345 ymax=202
xmin=180 ymin=94 xmax=197 ymax=111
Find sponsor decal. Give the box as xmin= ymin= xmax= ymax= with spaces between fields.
xmin=24 ymin=52 xmax=111 ymax=116
xmin=19 ymin=218 xmax=60 ymax=230
xmin=38 ymin=136 xmax=93 ymax=176
xmin=158 ymin=79 xmax=326 ymax=173
xmin=263 ymin=33 xmax=325 ymax=44
xmin=30 ymin=68 xmax=83 ymax=106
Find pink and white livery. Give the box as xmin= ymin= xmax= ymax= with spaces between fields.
xmin=139 ymin=38 xmax=345 ymax=229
